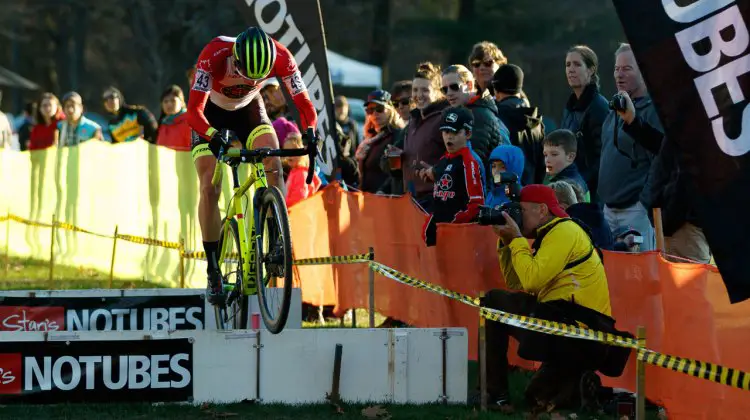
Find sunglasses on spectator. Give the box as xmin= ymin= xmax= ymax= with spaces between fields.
xmin=392 ymin=98 xmax=412 ymax=107
xmin=440 ymin=83 xmax=461 ymax=95
xmin=366 ymin=105 xmax=386 ymax=114
xmin=471 ymin=60 xmax=495 ymax=68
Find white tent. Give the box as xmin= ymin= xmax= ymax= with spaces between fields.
xmin=326 ymin=50 xmax=382 ymax=88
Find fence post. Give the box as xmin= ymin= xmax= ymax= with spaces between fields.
xmin=4 ymin=210 xmax=9 ymax=280
xmin=108 ymin=225 xmax=119 ymax=289
xmin=653 ymin=208 xmax=665 ymax=252
xmin=478 ymin=291 xmax=487 ymax=412
xmin=368 ymin=247 xmax=375 ymax=328
xmin=636 ymin=325 xmax=647 ymax=420
xmin=179 ymin=236 xmax=186 ymax=288
xmin=48 ymin=214 xmax=57 ymax=286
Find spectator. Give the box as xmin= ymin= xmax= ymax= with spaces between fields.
xmin=542 ymin=129 xmax=589 ymax=201
xmin=0 ymin=90 xmax=12 ymax=149
xmin=102 ymin=87 xmax=158 ymax=144
xmin=283 ymin=133 xmax=322 ymax=207
xmin=396 ymin=62 xmax=449 ymax=212
xmin=156 ymin=85 xmax=191 ymax=151
xmin=333 ymin=121 xmax=360 ymax=187
xmin=550 ymin=180 xmax=614 ymax=250
xmin=355 ymin=89 xmax=405 ymax=193
xmin=599 ymin=43 xmax=662 ymax=251
xmin=441 ymin=64 xmax=509 ymax=174
xmin=485 ymin=185 xmax=630 ymax=412
xmin=29 ymin=92 xmax=64 ymax=151
xmin=390 ymin=80 xmax=414 ymax=123
xmin=17 ymin=101 xmax=37 ymax=152
xmin=272 ymin=116 xmax=300 ymax=149
xmin=334 ymin=95 xmax=360 ymax=152
xmin=261 ymin=78 xmax=293 ymax=121
xmin=486 ymin=145 xmax=525 ymax=209
xmin=468 ymin=41 xmax=507 ymax=96
xmin=419 ymin=106 xmax=484 ymax=246
xmin=58 ymin=92 xmax=102 ymax=147
xmin=561 ymin=45 xmax=609 ymax=204
xmin=492 ymin=64 xmax=546 ymax=185
xmin=28 ymin=92 xmax=64 ymax=222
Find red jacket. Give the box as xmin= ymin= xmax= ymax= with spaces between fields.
xmin=286 ymin=166 xmax=322 ymax=207
xmin=157 ymin=111 xmax=191 ymax=151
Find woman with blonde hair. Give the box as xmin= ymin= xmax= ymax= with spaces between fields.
xmin=441 ymin=64 xmax=509 ymax=178
xmin=355 ymin=89 xmax=405 ymax=193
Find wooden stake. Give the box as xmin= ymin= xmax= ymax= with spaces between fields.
xmin=636 ymin=325 xmax=647 ymax=420
xmin=368 ymin=247 xmax=375 ymax=328
xmin=49 ymin=214 xmax=56 ymax=286
xmin=179 ymin=237 xmax=186 ymax=288
xmin=653 ymin=208 xmax=665 ymax=252
xmin=108 ymin=225 xmax=119 ymax=289
xmin=479 ymin=291 xmax=487 ymax=412
xmin=4 ymin=210 xmax=9 ymax=280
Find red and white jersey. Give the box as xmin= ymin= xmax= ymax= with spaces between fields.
xmin=187 ymin=36 xmax=317 ymax=140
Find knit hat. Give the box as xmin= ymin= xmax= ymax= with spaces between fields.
xmin=492 ymin=64 xmax=524 ymax=95
xmin=273 ymin=117 xmax=300 ymax=147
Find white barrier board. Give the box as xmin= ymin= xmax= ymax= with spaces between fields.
xmin=0 ymin=288 xmax=302 ymax=332
xmin=0 ymin=328 xmax=467 ymax=404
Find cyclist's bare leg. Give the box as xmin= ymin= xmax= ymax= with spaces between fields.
xmin=195 ymin=155 xmax=222 ymax=242
xmin=247 ymin=125 xmax=286 ymax=196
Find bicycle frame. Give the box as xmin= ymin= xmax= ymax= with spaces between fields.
xmin=218 ymin=161 xmax=268 ymax=297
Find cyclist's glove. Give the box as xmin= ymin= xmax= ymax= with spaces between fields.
xmin=210 ymin=128 xmax=233 ymax=150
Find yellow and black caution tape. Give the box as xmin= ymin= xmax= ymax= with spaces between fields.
xmin=8 ymin=214 xmax=54 ymax=228
xmin=294 ymin=253 xmax=372 ymax=266
xmin=369 ymin=261 xmax=481 ymax=307
xmin=115 ymin=234 xmax=180 ymax=250
xmin=55 ymin=221 xmax=113 ymax=239
xmin=638 ymin=348 xmax=750 ymax=391
xmin=182 ymin=250 xmax=207 ymax=260
xmin=367 ymin=260 xmax=750 ymax=391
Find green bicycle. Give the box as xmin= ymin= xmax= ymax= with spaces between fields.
xmin=210 ymin=127 xmax=318 ymax=333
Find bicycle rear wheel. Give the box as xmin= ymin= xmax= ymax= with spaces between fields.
xmin=218 ymin=218 xmax=246 ymax=329
xmin=254 ymin=186 xmax=293 ymax=334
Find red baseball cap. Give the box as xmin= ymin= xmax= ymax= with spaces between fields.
xmin=520 ymin=185 xmax=569 ymax=218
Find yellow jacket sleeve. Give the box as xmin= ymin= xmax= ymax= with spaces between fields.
xmin=507 ymin=227 xmax=572 ymax=294
xmin=497 ymin=239 xmax=523 ymax=290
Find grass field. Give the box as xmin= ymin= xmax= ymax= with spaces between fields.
xmin=0 ymin=257 xmax=655 ymax=419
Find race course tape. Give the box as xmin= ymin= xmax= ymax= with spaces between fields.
xmin=366 ymin=260 xmax=750 ymax=391
xmin=55 ymin=221 xmax=113 ymax=239
xmin=294 ymin=253 xmax=372 ymax=266
xmin=115 ymin=234 xmax=180 ymax=250
xmin=8 ymin=214 xmax=54 ymax=228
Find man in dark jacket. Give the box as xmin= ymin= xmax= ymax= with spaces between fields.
xmin=492 ymin=64 xmax=546 ymax=185
xmin=598 ymin=44 xmax=662 ymax=252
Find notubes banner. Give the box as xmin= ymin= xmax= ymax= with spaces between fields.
xmin=612 ymin=0 xmax=750 ymax=303
xmin=236 ymin=0 xmax=339 ymax=177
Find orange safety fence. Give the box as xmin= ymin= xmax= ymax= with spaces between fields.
xmin=289 ymin=183 xmax=750 ymax=420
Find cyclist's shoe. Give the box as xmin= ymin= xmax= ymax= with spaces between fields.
xmin=206 ymin=269 xmax=226 ymax=306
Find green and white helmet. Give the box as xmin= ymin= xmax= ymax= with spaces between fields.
xmin=233 ymin=27 xmax=277 ymax=80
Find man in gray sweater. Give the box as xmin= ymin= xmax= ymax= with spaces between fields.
xmin=598 ymin=43 xmax=663 ymax=251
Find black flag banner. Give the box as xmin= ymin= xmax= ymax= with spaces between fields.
xmin=611 ymin=1 xmax=750 ymax=303
xmin=235 ymin=0 xmax=338 ymax=177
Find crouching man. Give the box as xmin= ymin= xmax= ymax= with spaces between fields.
xmin=485 ymin=184 xmax=631 ymax=414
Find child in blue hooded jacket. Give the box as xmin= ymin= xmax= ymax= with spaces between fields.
xmin=485 ymin=145 xmax=525 ymax=208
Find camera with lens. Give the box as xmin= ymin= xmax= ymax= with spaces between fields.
xmin=609 ymin=92 xmax=629 ymax=112
xmin=477 ymin=173 xmax=523 ymax=229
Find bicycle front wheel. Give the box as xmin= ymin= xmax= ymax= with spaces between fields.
xmin=255 ymin=186 xmax=293 ymax=334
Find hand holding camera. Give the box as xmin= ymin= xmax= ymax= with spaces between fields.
xmin=609 ymin=91 xmax=636 ymax=124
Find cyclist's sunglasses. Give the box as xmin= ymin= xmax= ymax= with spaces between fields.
xmin=365 ymin=105 xmax=386 ymax=114
xmin=440 ymin=83 xmax=461 ymax=95
xmin=392 ymin=98 xmax=412 ymax=107
xmin=471 ymin=60 xmax=495 ymax=68
xmin=234 ymin=58 xmax=262 ymax=82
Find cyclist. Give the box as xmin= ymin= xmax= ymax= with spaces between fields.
xmin=187 ymin=27 xmax=318 ymax=303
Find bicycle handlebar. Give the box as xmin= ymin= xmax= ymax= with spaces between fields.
xmin=210 ymin=127 xmax=319 ymax=187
